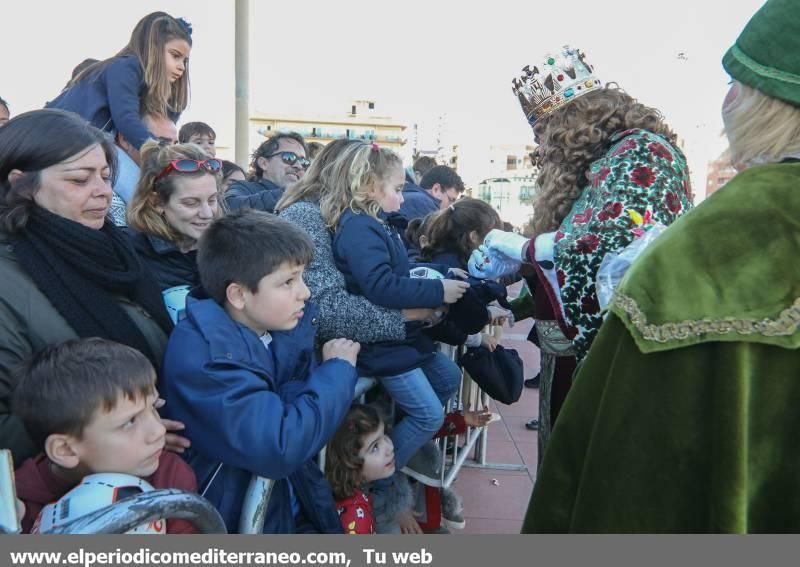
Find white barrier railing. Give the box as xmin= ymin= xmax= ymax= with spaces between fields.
xmin=437 ymin=325 xmax=528 ymax=490
xmin=238 ymin=377 xmax=376 ymax=533
xmin=239 ymin=329 xmax=526 ymax=532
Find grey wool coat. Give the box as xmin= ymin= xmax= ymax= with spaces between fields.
xmin=279 ymin=201 xmax=406 ymax=344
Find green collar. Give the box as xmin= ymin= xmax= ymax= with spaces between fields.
xmin=611 ymin=162 xmax=800 ymax=353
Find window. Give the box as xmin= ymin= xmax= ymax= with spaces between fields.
xmin=507 ymin=156 xmax=517 ymax=170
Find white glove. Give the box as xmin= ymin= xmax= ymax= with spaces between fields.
xmin=483 ymin=229 xmax=530 ymax=262
xmin=468 ymin=245 xmax=521 ymax=279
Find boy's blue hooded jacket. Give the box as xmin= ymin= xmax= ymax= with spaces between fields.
xmin=160 ymin=290 xmax=357 ymax=533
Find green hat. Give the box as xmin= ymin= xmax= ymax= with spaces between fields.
xmin=722 ymin=0 xmax=800 ymax=106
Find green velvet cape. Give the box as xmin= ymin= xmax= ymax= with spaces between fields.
xmin=522 ymin=162 xmax=800 ymax=533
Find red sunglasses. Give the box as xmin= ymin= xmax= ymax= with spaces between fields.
xmin=154 ymin=158 xmax=223 ymax=182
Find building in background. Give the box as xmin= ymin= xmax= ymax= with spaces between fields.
xmin=470 ymin=142 xmax=538 ymax=229
xmin=476 ymin=168 xmax=537 ymax=229
xmin=706 ymin=153 xmax=736 ymax=197
xmin=485 ymin=143 xmax=536 ymax=175
xmin=409 ymin=113 xmax=458 ymax=171
xmin=250 ymin=100 xmax=406 ymax=156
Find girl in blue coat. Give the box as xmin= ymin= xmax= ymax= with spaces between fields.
xmin=48 ymin=12 xmax=192 ymax=152
xmin=322 ymin=141 xmax=468 ymax=484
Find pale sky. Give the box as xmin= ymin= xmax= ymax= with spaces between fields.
xmin=3 ymin=0 xmax=765 ymax=198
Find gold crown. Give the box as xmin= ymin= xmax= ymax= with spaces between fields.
xmin=512 ymin=46 xmax=602 ymax=125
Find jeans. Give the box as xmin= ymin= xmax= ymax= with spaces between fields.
xmin=379 ymin=352 xmax=461 ymax=470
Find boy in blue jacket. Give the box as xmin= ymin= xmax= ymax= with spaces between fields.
xmin=160 ymin=209 xmax=360 ymax=533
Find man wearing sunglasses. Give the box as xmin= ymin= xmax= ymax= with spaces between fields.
xmin=225 ymin=132 xmax=309 ymax=214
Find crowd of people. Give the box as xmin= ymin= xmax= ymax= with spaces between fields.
xmin=1 ymin=0 xmax=798 ymax=534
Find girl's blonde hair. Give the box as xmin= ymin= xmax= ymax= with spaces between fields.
xmin=71 ymin=12 xmax=191 ymax=118
xmin=315 ymin=142 xmax=404 ymax=229
xmin=419 ymin=198 xmax=502 ymax=266
xmin=531 ymin=85 xmax=679 ymax=236
xmin=127 ymin=140 xmax=221 ymax=247
xmin=324 ymin=404 xmax=385 ymax=501
xmin=723 ymin=81 xmax=800 ymax=171
xmin=276 ymin=139 xmax=357 ymax=211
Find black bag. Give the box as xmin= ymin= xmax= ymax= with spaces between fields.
xmin=459 ymin=344 xmax=524 ymax=405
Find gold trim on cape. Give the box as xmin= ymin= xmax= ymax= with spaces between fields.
xmin=613 ymin=293 xmax=800 ymax=343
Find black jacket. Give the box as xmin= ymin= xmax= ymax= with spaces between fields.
xmin=125 ymin=229 xmax=199 ymax=291
xmin=224 ymin=178 xmax=285 ymax=213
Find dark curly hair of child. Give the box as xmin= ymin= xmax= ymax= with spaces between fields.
xmin=324 ymin=404 xmax=386 ymax=500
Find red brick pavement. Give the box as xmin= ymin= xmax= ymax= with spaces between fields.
xmin=452 ymin=287 xmax=542 ymax=534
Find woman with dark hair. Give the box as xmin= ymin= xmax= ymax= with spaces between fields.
xmin=220 ymin=160 xmax=246 ymax=192
xmin=473 ymin=46 xmax=693 ymax=458
xmin=0 ymin=109 xmax=175 ymax=464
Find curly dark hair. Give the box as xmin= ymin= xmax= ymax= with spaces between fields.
xmin=249 ymin=132 xmax=306 ymax=181
xmin=531 ymin=85 xmax=678 ymax=236
xmin=324 ymin=404 xmax=385 ymax=500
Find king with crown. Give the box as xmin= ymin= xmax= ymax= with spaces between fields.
xmin=469 ymin=45 xmax=693 ymax=465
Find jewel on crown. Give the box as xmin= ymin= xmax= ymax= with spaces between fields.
xmin=512 ymin=45 xmax=603 ymax=125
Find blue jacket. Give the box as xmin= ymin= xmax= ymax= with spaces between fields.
xmin=224 ymin=178 xmax=285 ymax=213
xmin=399 ymin=182 xmax=441 ymax=221
xmin=333 ymin=210 xmax=444 ymax=376
xmin=47 ymin=55 xmax=178 ymax=150
xmin=160 ymin=292 xmax=357 ymax=533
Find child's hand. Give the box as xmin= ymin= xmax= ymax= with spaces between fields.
xmin=447 ymin=267 xmax=469 ymax=280
xmin=487 ymin=305 xmax=511 ymax=326
xmin=322 ymin=338 xmax=361 ymax=366
xmin=397 ymin=508 xmax=424 ymax=534
xmin=480 ymin=334 xmax=498 ymax=351
xmin=464 ymin=406 xmax=493 ymax=428
xmin=441 ymin=279 xmax=470 ymax=304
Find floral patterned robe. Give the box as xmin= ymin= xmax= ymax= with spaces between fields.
xmin=531 ymin=128 xmax=693 ymax=360
xmin=527 ymin=128 xmax=693 ymax=462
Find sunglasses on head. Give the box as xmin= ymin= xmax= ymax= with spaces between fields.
xmin=264 ymin=151 xmax=310 ymax=169
xmin=155 ymin=158 xmax=223 ymax=182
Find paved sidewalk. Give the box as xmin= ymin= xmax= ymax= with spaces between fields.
xmin=452 ymin=300 xmax=541 ymax=534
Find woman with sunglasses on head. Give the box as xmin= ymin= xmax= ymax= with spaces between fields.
xmin=225 ymin=132 xmax=309 ymax=214
xmin=0 ymin=109 xmax=177 ymax=464
xmin=126 ymin=141 xmax=222 ymax=321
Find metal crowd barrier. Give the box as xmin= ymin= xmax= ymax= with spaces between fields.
xmin=437 ymin=325 xmax=528 ymax=490
xmin=238 ymin=376 xmax=377 ymax=534
xmin=44 ymin=489 xmax=227 ymax=534
xmin=239 ymin=323 xmax=528 ymax=531
xmin=4 ymin=330 xmax=524 ymax=535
